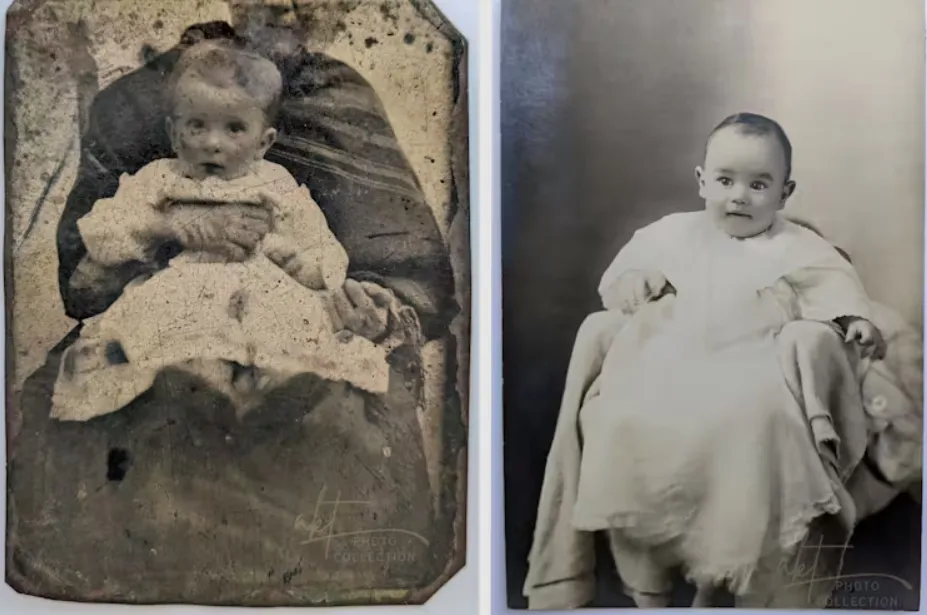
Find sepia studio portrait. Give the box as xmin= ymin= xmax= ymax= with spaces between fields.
xmin=503 ymin=0 xmax=924 ymax=610
xmin=5 ymin=0 xmax=469 ymax=606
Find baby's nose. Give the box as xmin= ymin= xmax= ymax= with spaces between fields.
xmin=730 ymin=184 xmax=749 ymax=203
xmin=204 ymin=131 xmax=225 ymax=152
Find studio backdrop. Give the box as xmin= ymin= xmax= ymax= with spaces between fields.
xmin=502 ymin=0 xmax=923 ymax=609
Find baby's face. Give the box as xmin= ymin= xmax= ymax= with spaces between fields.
xmin=695 ymin=127 xmax=794 ymax=238
xmin=169 ymin=77 xmax=275 ymax=180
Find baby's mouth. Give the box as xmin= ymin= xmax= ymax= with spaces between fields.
xmin=201 ymin=163 xmax=225 ymax=176
xmin=726 ymin=211 xmax=752 ymax=219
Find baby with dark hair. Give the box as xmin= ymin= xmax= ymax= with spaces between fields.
xmin=708 ymin=112 xmax=793 ymax=178
xmin=52 ymin=40 xmax=390 ymax=421
xmin=527 ymin=112 xmax=889 ymax=608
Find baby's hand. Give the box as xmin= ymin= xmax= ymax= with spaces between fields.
xmin=263 ymin=234 xmax=325 ymax=290
xmin=602 ymin=269 xmax=670 ymax=314
xmin=842 ymin=317 xmax=887 ymax=361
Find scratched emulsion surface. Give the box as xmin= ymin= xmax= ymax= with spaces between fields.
xmin=5 ymin=0 xmax=468 ymax=605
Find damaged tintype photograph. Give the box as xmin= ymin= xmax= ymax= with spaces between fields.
xmin=5 ymin=0 xmax=469 ymax=606
xmin=503 ymin=0 xmax=923 ymax=609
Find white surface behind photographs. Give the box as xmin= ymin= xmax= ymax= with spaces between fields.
xmin=0 ymin=0 xmax=480 ymax=613
xmin=491 ymin=0 xmax=927 ymax=613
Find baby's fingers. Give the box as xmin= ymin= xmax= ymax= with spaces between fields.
xmin=643 ymin=273 xmax=666 ymax=298
xmin=223 ymin=203 xmax=272 ymax=222
xmin=215 ymin=241 xmax=249 ymax=262
xmin=860 ymin=343 xmax=878 ymax=361
xmin=844 ymin=325 xmax=861 ymax=344
xmin=873 ymin=339 xmax=887 ymax=361
xmin=262 ymin=237 xmax=296 ymax=265
xmin=228 ymin=229 xmax=265 ymax=251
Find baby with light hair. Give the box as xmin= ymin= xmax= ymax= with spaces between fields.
xmin=53 ymin=40 xmax=390 ymax=421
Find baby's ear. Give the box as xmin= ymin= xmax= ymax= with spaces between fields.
xmin=257 ymin=127 xmax=277 ymax=158
xmin=165 ymin=117 xmax=178 ymax=152
xmin=694 ymin=166 xmax=707 ymax=197
xmin=781 ymin=179 xmax=797 ymax=203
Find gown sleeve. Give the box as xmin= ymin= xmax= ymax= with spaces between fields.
xmin=785 ymin=252 xmax=873 ymax=323
xmin=76 ymin=161 xmax=171 ymax=267
xmin=597 ymin=214 xmax=685 ymax=309
xmin=258 ymin=163 xmax=349 ymax=290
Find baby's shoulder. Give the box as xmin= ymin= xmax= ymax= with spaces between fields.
xmin=251 ymin=160 xmax=300 ymax=187
xmin=248 ymin=161 xmax=322 ymax=215
xmin=777 ymin=218 xmax=846 ymax=261
xmin=657 ymin=211 xmax=702 ymax=227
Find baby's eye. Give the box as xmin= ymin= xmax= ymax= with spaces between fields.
xmin=228 ymin=121 xmax=248 ymax=134
xmin=187 ymin=118 xmax=205 ymax=131
xmin=750 ymin=181 xmax=768 ymax=190
xmin=717 ymin=177 xmax=733 ymax=187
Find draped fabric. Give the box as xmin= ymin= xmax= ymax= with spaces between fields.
xmin=8 ymin=23 xmax=457 ymax=604
xmin=56 ymin=22 xmax=456 ymax=339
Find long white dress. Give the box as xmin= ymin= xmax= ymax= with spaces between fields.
xmin=572 ymin=212 xmax=873 ymax=594
xmin=50 ymin=159 xmax=391 ymax=422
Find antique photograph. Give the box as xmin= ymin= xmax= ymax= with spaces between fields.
xmin=503 ymin=0 xmax=923 ymax=610
xmin=5 ymin=0 xmax=469 ymax=606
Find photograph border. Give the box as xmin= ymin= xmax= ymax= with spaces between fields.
xmin=0 ymin=0 xmax=481 ymax=613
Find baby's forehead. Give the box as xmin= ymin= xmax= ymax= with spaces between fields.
xmin=704 ymin=127 xmax=788 ymax=170
xmin=173 ymin=76 xmax=266 ymax=116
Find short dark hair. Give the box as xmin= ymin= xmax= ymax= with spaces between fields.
xmin=168 ymin=39 xmax=283 ymax=124
xmin=708 ymin=112 xmax=793 ymax=180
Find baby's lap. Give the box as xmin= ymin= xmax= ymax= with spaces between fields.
xmin=579 ymin=310 xmax=841 ymax=348
xmin=106 ymin=263 xmax=332 ymax=340
xmin=778 ymin=319 xmax=844 ymax=346
xmin=122 ymin=260 xmax=316 ymax=303
xmin=593 ymin=340 xmax=799 ymax=427
xmin=13 ymin=351 xmax=428 ymax=524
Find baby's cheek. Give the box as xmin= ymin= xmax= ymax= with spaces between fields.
xmin=176 ymin=131 xmax=201 ymax=153
xmin=173 ymin=134 xmax=191 ymax=156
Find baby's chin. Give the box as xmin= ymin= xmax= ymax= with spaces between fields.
xmin=715 ymin=214 xmax=775 ymax=239
xmin=181 ymin=161 xmax=248 ymax=181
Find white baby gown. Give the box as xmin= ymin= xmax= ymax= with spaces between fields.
xmin=572 ymin=212 xmax=873 ymax=594
xmin=50 ymin=159 xmax=391 ymax=422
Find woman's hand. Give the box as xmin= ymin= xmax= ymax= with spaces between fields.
xmin=159 ymin=204 xmax=274 ymax=262
xmin=326 ymin=280 xmax=393 ymax=342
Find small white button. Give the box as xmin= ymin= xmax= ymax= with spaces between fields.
xmin=868 ymin=395 xmax=888 ymax=414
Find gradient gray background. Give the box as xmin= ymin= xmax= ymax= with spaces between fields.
xmin=502 ymin=0 xmax=924 ymax=608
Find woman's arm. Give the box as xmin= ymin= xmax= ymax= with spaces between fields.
xmin=269 ymin=51 xmax=457 ymax=340
xmin=56 ymin=51 xmax=177 ymax=320
xmin=63 ymin=161 xmax=183 ymax=319
xmin=59 ymin=168 xmax=180 ymax=319
xmin=77 ymin=165 xmax=172 ymax=267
